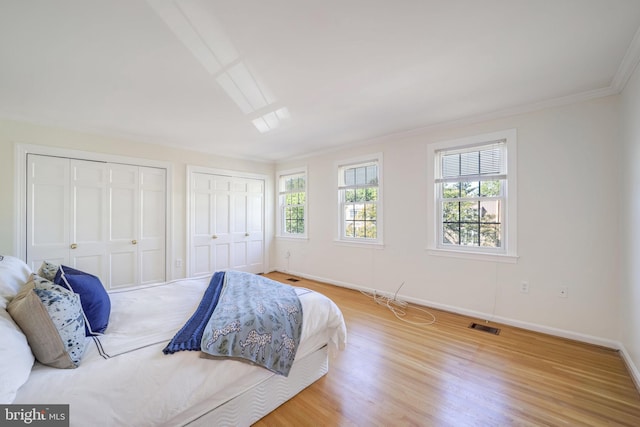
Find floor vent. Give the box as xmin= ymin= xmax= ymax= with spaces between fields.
xmin=469 ymin=322 xmax=500 ymax=335
xmin=286 ymin=278 xmax=300 ymax=282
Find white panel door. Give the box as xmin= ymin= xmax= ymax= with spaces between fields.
xmin=27 ymin=155 xmax=108 ymax=280
xmin=69 ymin=159 xmax=108 ymax=280
xmin=107 ymin=164 xmax=139 ymax=289
xmin=190 ymin=173 xmax=232 ymax=275
xmin=189 ymin=172 xmax=264 ymax=276
xmin=26 ymin=155 xmax=167 ymax=289
xmin=245 ymin=178 xmax=265 ymax=273
xmin=230 ymin=178 xmax=264 ymax=273
xmin=138 ymin=167 xmax=166 ymax=285
xmin=26 ymin=154 xmax=70 ymax=271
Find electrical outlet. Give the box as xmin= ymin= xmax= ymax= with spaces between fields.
xmin=175 ymin=259 xmax=183 ymax=268
xmin=559 ymin=286 xmax=568 ymax=298
xmin=520 ymin=281 xmax=529 ymax=294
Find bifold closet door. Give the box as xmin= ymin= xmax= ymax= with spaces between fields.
xmin=26 ymin=155 xmax=108 ymax=280
xmin=190 ymin=173 xmax=264 ymax=276
xmin=231 ymin=178 xmax=264 ymax=273
xmin=107 ymin=164 xmax=166 ymax=288
xmin=27 ymin=154 xmax=167 ymax=289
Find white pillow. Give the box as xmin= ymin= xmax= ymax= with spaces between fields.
xmin=0 ymin=255 xmax=32 ymax=309
xmin=0 ymin=307 xmax=35 ymax=403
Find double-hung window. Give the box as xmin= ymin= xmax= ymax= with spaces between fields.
xmin=430 ymin=129 xmax=517 ymax=259
xmin=337 ymin=154 xmax=383 ymax=245
xmin=278 ymin=169 xmax=307 ymax=238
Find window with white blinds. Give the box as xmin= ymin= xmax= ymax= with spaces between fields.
xmin=430 ymin=129 xmax=517 ymax=259
xmin=337 ymin=154 xmax=383 ymax=245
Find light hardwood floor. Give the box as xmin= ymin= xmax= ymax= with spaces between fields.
xmin=255 ymin=272 xmax=640 ymax=427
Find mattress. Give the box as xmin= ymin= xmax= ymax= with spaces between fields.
xmin=12 ymin=276 xmax=347 ymax=426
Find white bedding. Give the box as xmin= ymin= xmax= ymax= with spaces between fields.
xmin=12 ymin=276 xmax=346 ymax=426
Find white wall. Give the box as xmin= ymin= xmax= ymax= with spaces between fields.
xmin=275 ymin=96 xmax=622 ymax=346
xmin=620 ymin=62 xmax=640 ymax=383
xmin=0 ymin=119 xmax=275 ymax=280
xmin=0 ymin=94 xmax=629 ymax=357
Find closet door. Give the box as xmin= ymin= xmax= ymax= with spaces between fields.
xmin=107 ymin=164 xmax=139 ymax=288
xmin=107 ymin=165 xmax=166 ymax=288
xmin=26 ymin=154 xmax=71 ymax=270
xmin=191 ymin=173 xmax=232 ymax=276
xmin=26 ymin=154 xmax=167 ymax=289
xmin=138 ymin=167 xmax=166 ymax=285
xmin=231 ymin=178 xmax=264 ymax=273
xmin=69 ymin=159 xmax=108 ymax=279
xmin=189 ymin=172 xmax=264 ymax=276
xmin=27 ymin=155 xmax=108 ymax=278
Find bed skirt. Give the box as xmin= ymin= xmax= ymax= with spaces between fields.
xmin=183 ymin=345 xmax=329 ymax=427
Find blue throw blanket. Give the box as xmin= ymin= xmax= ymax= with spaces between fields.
xmin=164 ymin=271 xmax=303 ymax=376
xmin=162 ymin=272 xmax=225 ymax=354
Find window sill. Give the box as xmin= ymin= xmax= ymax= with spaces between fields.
xmin=334 ymin=239 xmax=384 ymax=250
xmin=427 ymin=248 xmax=518 ymax=263
xmin=275 ymin=235 xmax=309 ymax=241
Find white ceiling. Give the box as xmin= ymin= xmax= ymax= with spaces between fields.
xmin=1 ymin=0 xmax=639 ymax=162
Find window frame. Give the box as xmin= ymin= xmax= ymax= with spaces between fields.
xmin=427 ymin=130 xmax=517 ymax=262
xmin=276 ymin=167 xmax=308 ymax=239
xmin=336 ymin=153 xmax=384 ymax=247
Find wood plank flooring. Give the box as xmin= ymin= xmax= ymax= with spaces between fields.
xmin=255 ymin=272 xmax=640 ymax=427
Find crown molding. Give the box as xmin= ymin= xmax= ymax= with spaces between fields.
xmin=612 ymin=25 xmax=640 ymax=92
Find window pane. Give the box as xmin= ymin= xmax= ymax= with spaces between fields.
xmin=366 ymin=165 xmax=378 ymax=185
xmin=480 ymin=200 xmax=501 ymax=223
xmin=443 ymin=223 xmax=459 ymax=245
xmin=443 ymin=182 xmax=460 ymax=198
xmin=480 ymin=180 xmax=501 ymax=197
xmin=284 ymin=178 xmax=291 ymax=191
xmin=442 ymin=201 xmax=459 ymax=222
xmin=345 ymin=221 xmax=355 ymax=238
xmin=442 ymin=154 xmax=459 ymax=178
xmin=480 ymin=147 xmax=502 ymax=175
xmin=345 ymin=189 xmax=356 ymax=202
xmin=355 ymin=167 xmax=366 ymax=185
xmin=366 ymin=221 xmax=377 ymax=239
xmin=460 ymin=201 xmax=479 ymax=222
xmin=461 ymin=181 xmax=479 ymax=198
xmin=460 ymin=223 xmax=479 ymax=246
xmin=353 ymin=204 xmax=364 ymax=219
xmin=460 ymin=151 xmax=479 ymax=176
xmin=345 ymin=168 xmax=355 ymax=186
xmin=480 ymin=224 xmax=500 ymax=247
xmin=365 ymin=188 xmax=377 ymax=202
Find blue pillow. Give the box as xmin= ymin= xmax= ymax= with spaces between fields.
xmin=54 ymin=266 xmax=111 ymax=336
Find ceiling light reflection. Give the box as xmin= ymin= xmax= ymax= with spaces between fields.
xmin=147 ymin=0 xmax=290 ymax=134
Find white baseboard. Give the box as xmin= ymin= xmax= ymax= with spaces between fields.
xmin=275 ymin=268 xmax=640 ymax=392
xmin=619 ymin=344 xmax=640 ymax=393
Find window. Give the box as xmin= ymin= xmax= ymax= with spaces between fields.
xmin=429 ymin=130 xmax=517 ymax=260
xmin=277 ymin=169 xmax=307 ymax=238
xmin=337 ymin=154 xmax=383 ymax=245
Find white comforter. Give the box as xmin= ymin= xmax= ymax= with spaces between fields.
xmin=13 ymin=277 xmax=346 ymax=426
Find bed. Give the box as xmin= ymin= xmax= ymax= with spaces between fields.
xmin=0 ymin=256 xmax=347 ymax=426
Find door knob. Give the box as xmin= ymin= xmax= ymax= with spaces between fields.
xmin=212 ymin=235 xmax=218 ymax=239
xmin=245 ymin=232 xmax=250 ymax=237
xmin=132 ymin=240 xmax=137 ymax=245
xmin=70 ymin=243 xmax=78 ymax=249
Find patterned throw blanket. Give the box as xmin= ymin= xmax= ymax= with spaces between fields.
xmin=164 ymin=271 xmax=303 ymax=376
